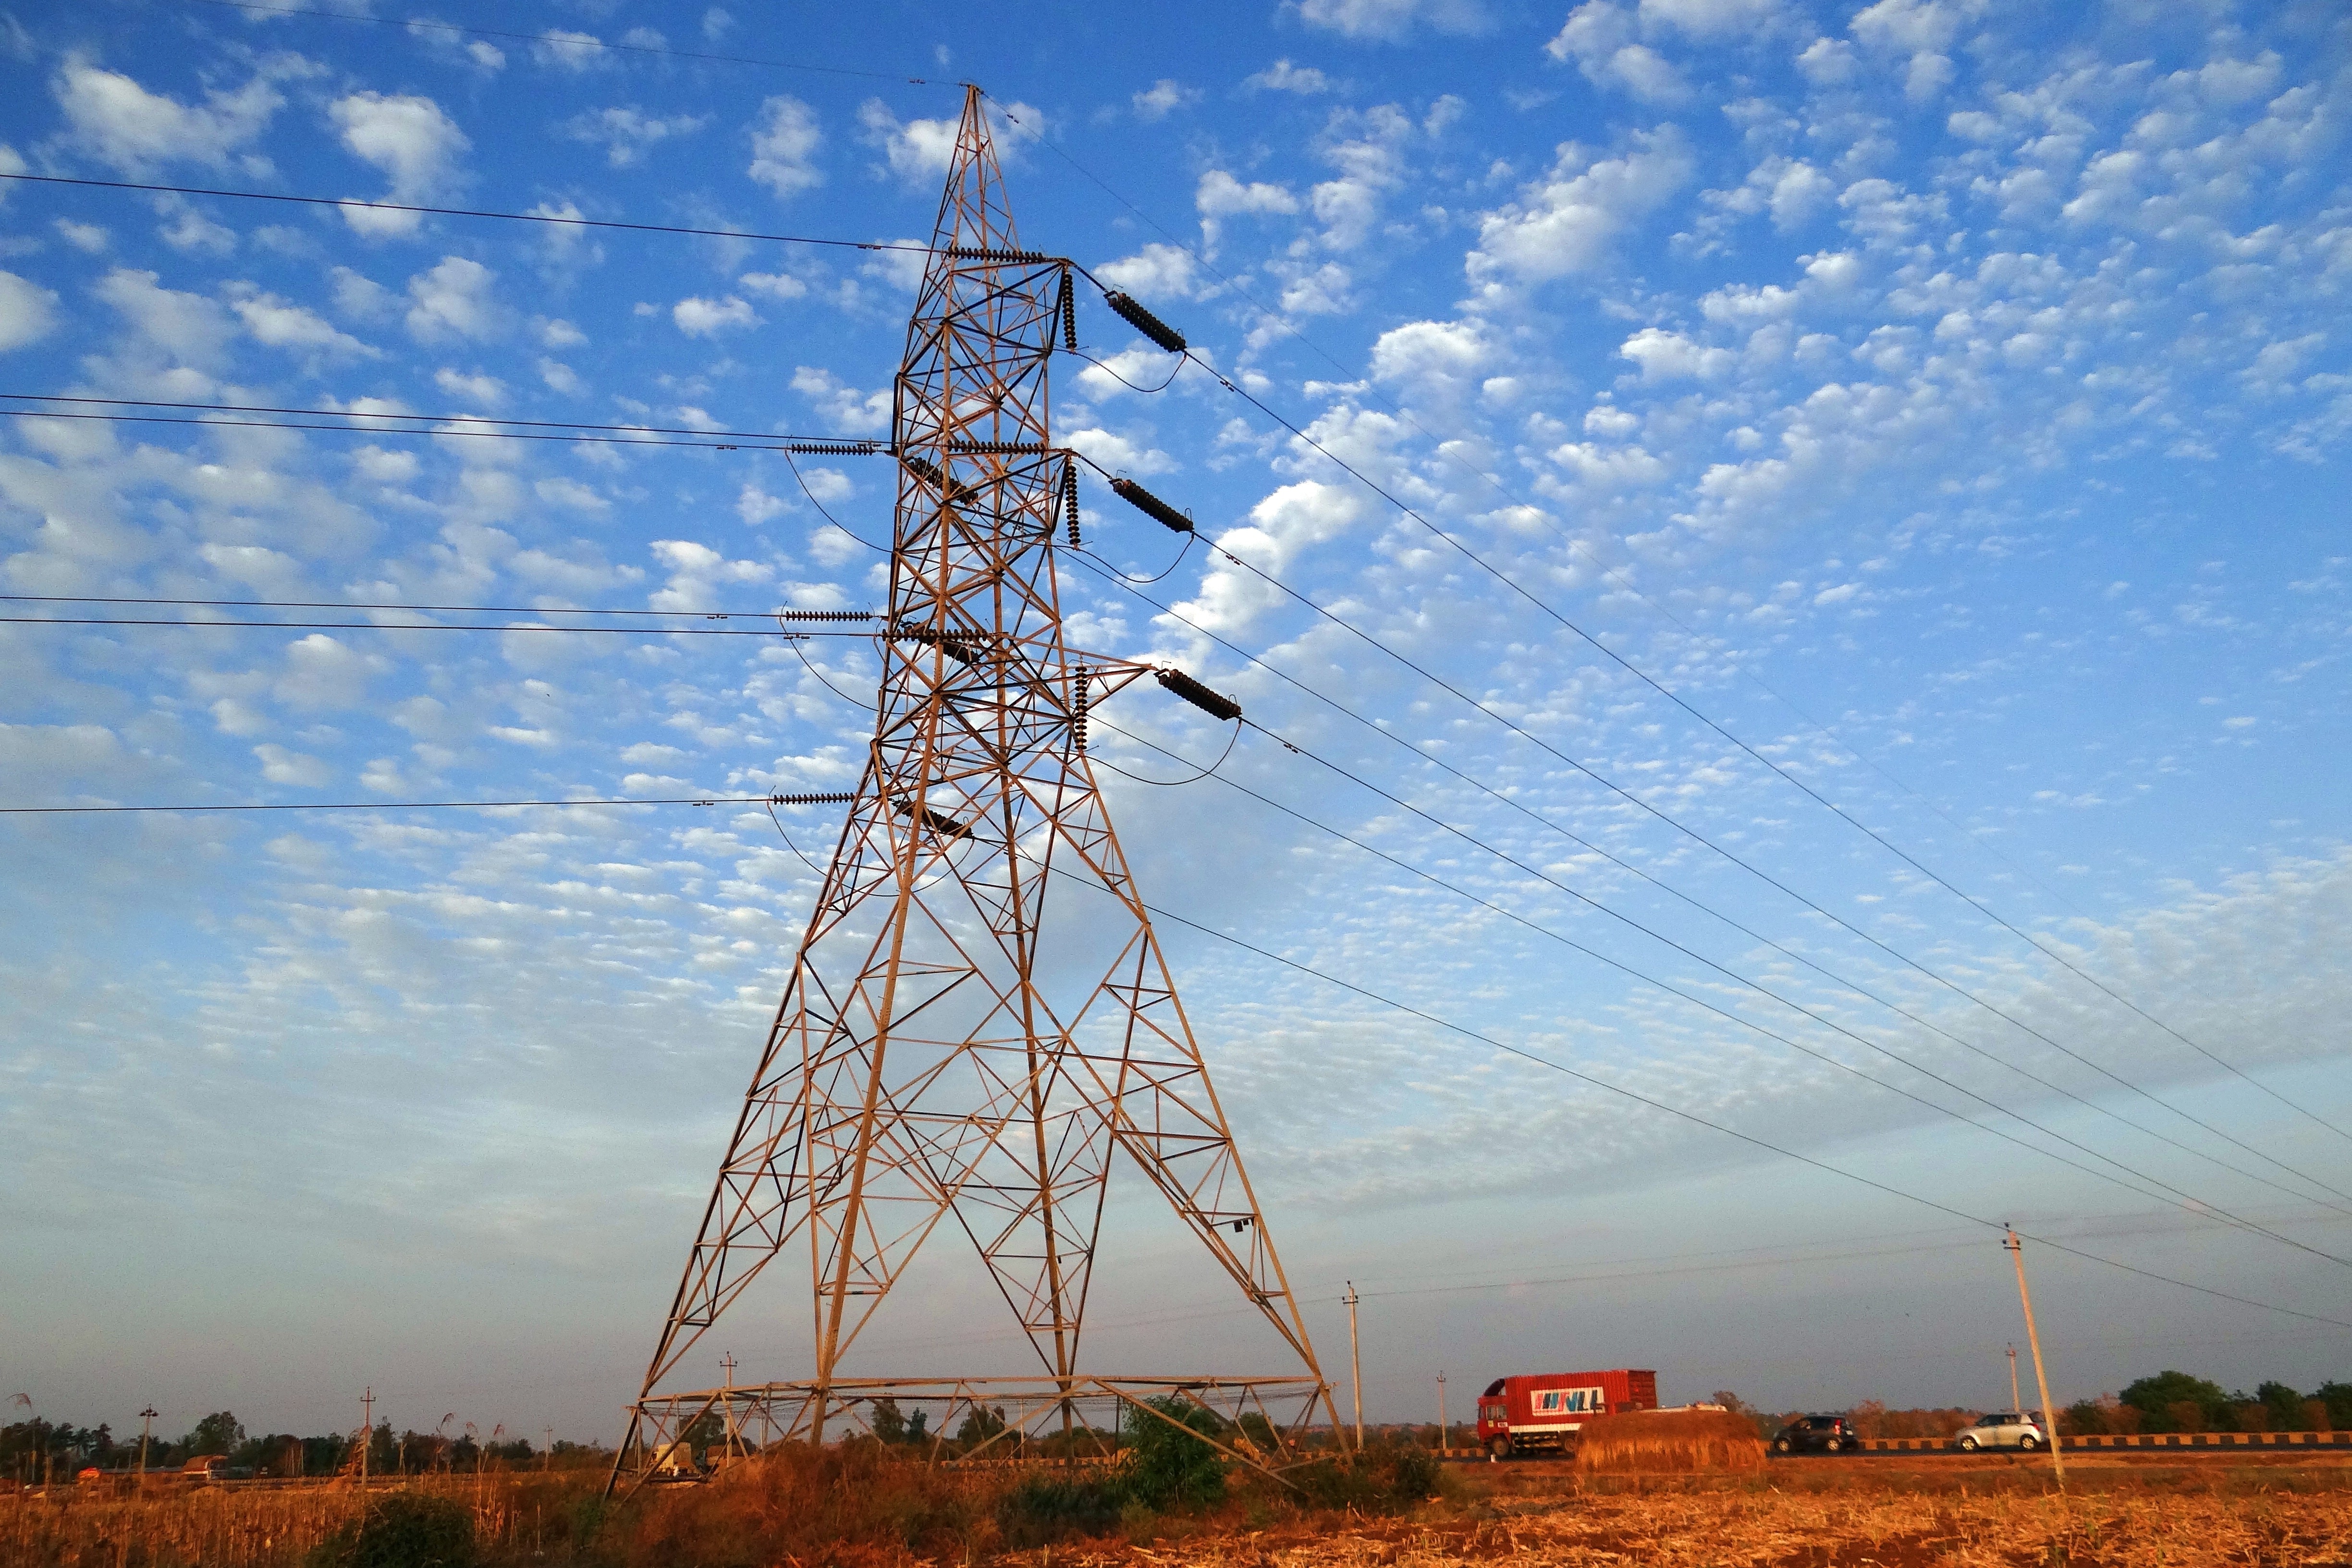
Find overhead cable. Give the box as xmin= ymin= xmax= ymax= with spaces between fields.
xmin=4 ymin=616 xmax=878 ymax=637
xmin=2 ymin=794 xmax=857 ymax=815
xmin=0 ymin=173 xmax=1052 ymax=262
xmin=1025 ymin=135 xmax=2342 ymax=1148
xmin=1094 ymin=448 xmax=2352 ymax=1209
xmin=1065 ymin=543 xmax=2352 ymax=1213
xmin=1124 ymin=892 xmax=2352 ymax=1331
xmin=1092 ymin=714 xmax=2352 ymax=1263
xmin=187 ymin=0 xmax=941 ymax=83
xmin=2 ymin=595 xmax=874 ymax=620
xmin=0 ymin=394 xmax=884 ymax=453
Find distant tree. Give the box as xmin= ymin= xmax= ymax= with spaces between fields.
xmin=2256 ymin=1382 xmax=2305 ymax=1431
xmin=867 ymin=1398 xmax=907 ymax=1445
xmin=1237 ymin=1411 xmax=1280 ymax=1454
xmin=183 ymin=1412 xmax=245 ymax=1458
xmin=366 ymin=1421 xmax=397 ymax=1476
xmin=906 ymin=1408 xmax=930 ymax=1444
xmin=2121 ymin=1372 xmax=2228 ymax=1433
xmin=954 ymin=1403 xmax=1008 ymax=1449
xmin=2318 ymin=1383 xmax=2352 ymax=1432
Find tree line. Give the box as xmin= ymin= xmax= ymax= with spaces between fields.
xmin=3 ymin=1411 xmax=610 ymax=1484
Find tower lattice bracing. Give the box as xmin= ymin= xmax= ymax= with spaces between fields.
xmin=615 ymin=88 xmax=1333 ymax=1478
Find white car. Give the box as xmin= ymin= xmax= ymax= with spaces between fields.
xmin=1955 ymin=1412 xmax=2047 ymax=1451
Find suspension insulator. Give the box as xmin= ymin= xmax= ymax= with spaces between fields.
xmin=1103 ymin=290 xmax=1187 ymax=354
xmin=1058 ymin=269 xmax=1078 ymax=351
xmin=1156 ymin=667 xmax=1241 ymax=723
xmin=1062 ymin=461 xmax=1081 ymax=548
xmin=893 ymin=625 xmax=981 ymax=667
xmin=893 ymin=796 xmax=971 ymax=839
xmin=1110 ymin=477 xmax=1192 ymax=534
xmin=900 ymin=452 xmax=978 ymax=505
xmin=1073 ymin=664 xmax=1090 ymax=752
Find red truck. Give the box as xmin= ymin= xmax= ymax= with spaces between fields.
xmin=1475 ymin=1369 xmax=1658 ymax=1457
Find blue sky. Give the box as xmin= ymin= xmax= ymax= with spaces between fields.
xmin=4 ymin=0 xmax=2349 ymax=1446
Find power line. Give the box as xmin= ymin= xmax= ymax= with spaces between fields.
xmin=0 ymin=394 xmax=884 ymax=453
xmin=1 ymin=794 xmax=855 ymax=816
xmin=2 ymin=595 xmax=876 ymax=620
xmin=4 ymin=615 xmax=875 ymax=637
xmin=1189 ymin=359 xmax=2352 ymax=1176
xmin=1123 ymin=892 xmax=2352 ymax=1331
xmin=0 ymin=409 xmax=875 ymax=454
xmin=188 ymin=0 xmax=942 ymax=84
xmin=1090 ymin=712 xmax=2352 ymax=1264
xmin=1089 ymin=485 xmax=2352 ymax=1210
xmin=0 ymin=173 xmax=1054 ymax=262
xmin=1061 ymin=550 xmax=2346 ymax=1223
xmin=1011 ymin=85 xmax=2341 ymax=1151
xmin=1065 ymin=546 xmax=2352 ymax=1214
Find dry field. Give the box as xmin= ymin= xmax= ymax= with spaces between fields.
xmin=3 ymin=1452 xmax=2347 ymax=1568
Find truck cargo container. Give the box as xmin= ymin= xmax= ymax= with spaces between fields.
xmin=1475 ymin=1369 xmax=1658 ymax=1457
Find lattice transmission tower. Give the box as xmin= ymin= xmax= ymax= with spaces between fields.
xmin=613 ymin=87 xmax=1335 ymax=1483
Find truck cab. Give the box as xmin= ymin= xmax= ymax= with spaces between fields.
xmin=1475 ymin=1369 xmax=1658 ymax=1457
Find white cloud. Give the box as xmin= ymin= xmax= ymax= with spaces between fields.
xmin=791 ymin=366 xmax=890 ymax=433
xmin=93 ymin=267 xmax=233 ymax=364
xmin=54 ymin=220 xmax=110 ymax=253
xmin=228 ymin=288 xmax=378 ymax=357
xmin=747 ymin=96 xmax=823 ymax=198
xmin=0 ymin=270 xmax=61 ymax=352
xmin=331 ymin=266 xmax=396 ymax=321
xmin=1197 ymin=170 xmax=1300 ymax=249
xmin=673 ymin=295 xmax=759 ymax=336
xmin=1244 ymin=60 xmax=1335 ymax=94
xmin=531 ymin=29 xmax=606 ymax=70
xmin=736 ymin=482 xmax=789 ymax=526
xmin=1369 ymin=318 xmax=1493 ymax=393
xmin=1132 ymin=80 xmax=1200 ymax=122
xmin=1465 ymin=128 xmax=1693 ymax=295
xmin=1619 ymin=326 xmax=1735 ymax=380
xmin=1095 ymin=244 xmax=1201 ymax=301
xmin=1546 ymin=3 xmax=1689 ymax=103
xmin=273 ymin=634 xmax=374 ymax=711
xmin=433 ymin=367 xmax=505 ymax=405
xmin=52 ymin=56 xmax=284 ymax=172
xmin=1064 ymin=427 xmax=1176 ymax=475
xmin=404 ymin=257 xmax=501 ymax=343
xmin=253 ymin=743 xmax=332 ymax=787
xmin=562 ymin=106 xmax=709 ymax=168
xmin=738 ymin=271 xmax=808 ymax=301
xmin=1292 ymin=0 xmax=1487 ymax=41
xmin=1848 ymin=0 xmax=1970 ymax=104
xmin=329 ymin=92 xmax=470 ymax=237
xmin=539 ymin=359 xmax=587 ymax=396
xmin=535 ymin=477 xmax=608 ymax=512
xmin=856 ymin=98 xmax=1039 ymax=185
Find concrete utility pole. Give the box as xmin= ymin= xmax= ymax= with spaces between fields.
xmin=2008 ymin=1344 xmax=2021 ymax=1412
xmin=1437 ymin=1372 xmax=1448 ymax=1456
xmin=2004 ymin=1227 xmax=2065 ymax=1491
xmin=543 ymin=1429 xmax=553 ymax=1472
xmin=1344 ymin=1283 xmax=1363 ymax=1453
xmin=137 ymin=1407 xmax=157 ymax=1476
xmin=360 ymin=1388 xmax=374 ymax=1485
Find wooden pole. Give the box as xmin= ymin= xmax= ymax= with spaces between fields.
xmin=1345 ymin=1283 xmax=1363 ymax=1453
xmin=2004 ymin=1227 xmax=2065 ymax=1491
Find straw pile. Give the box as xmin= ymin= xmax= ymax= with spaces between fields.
xmin=1573 ymin=1407 xmax=1768 ymax=1473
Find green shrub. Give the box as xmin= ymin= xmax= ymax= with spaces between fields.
xmin=305 ymin=1492 xmax=477 ymax=1568
xmin=1285 ymin=1438 xmax=1443 ymax=1515
xmin=996 ymin=1473 xmax=1132 ymax=1546
xmin=1122 ymin=1396 xmax=1226 ymax=1510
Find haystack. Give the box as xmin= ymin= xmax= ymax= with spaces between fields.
xmin=1573 ymin=1408 xmax=1767 ymax=1473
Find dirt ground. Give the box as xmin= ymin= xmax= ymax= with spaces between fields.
xmin=1089 ymin=1453 xmax=2352 ymax=1568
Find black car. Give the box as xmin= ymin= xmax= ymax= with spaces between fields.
xmin=1771 ymin=1414 xmax=1858 ymax=1454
